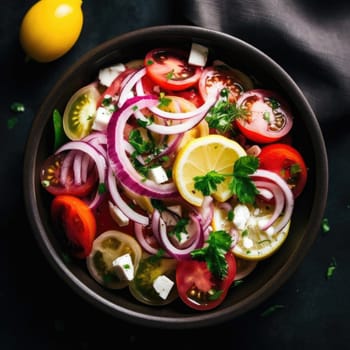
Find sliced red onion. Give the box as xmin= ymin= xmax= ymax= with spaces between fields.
xmin=59 ymin=149 xmax=76 ymax=185
xmin=158 ymin=212 xmax=204 ymax=260
xmin=107 ymin=167 xmax=150 ymax=225
xmin=250 ymin=169 xmax=294 ymax=233
xmin=134 ymin=223 xmax=160 ymax=255
xmin=254 ymin=180 xmax=285 ymax=231
xmin=107 ymin=95 xmax=178 ymax=198
xmin=55 ymin=141 xmax=107 ymax=209
xmin=117 ymin=68 xmax=147 ymax=107
xmin=198 ymin=196 xmax=214 ymax=231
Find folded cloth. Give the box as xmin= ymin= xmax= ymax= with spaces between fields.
xmin=180 ymin=0 xmax=350 ymax=124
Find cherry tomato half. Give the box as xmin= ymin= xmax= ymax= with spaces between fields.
xmin=176 ymin=251 xmax=236 ymax=311
xmin=40 ymin=152 xmax=98 ymax=197
xmin=198 ymin=64 xmax=253 ymax=102
xmin=51 ymin=195 xmax=97 ymax=259
xmin=235 ymin=89 xmax=294 ymax=144
xmin=145 ymin=48 xmax=202 ymax=91
xmin=86 ymin=230 xmax=142 ymax=290
xmin=129 ymin=255 xmax=178 ymax=306
xmin=258 ymin=143 xmax=308 ymax=198
xmin=63 ymin=82 xmax=101 ymax=140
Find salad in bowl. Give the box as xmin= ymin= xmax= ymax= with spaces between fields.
xmin=23 ymin=25 xmax=327 ymax=328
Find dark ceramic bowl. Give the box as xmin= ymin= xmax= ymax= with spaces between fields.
xmin=23 ymin=25 xmax=328 ymax=329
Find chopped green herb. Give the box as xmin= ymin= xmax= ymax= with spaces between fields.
xmin=193 ymin=155 xmax=259 ymax=204
xmin=260 ymin=304 xmax=285 ymax=317
xmin=168 ymin=218 xmax=189 ymax=241
xmin=233 ymin=279 xmax=244 ymax=287
xmin=148 ymin=248 xmax=165 ymax=263
xmin=207 ymin=289 xmax=223 ymax=301
xmin=52 ymin=109 xmax=67 ymax=151
xmin=158 ymin=94 xmax=172 ymax=108
xmin=229 ymin=155 xmax=259 ymax=204
xmin=166 ymin=69 xmax=174 ymax=80
xmin=227 ymin=209 xmax=234 ymax=221
xmin=205 ymin=89 xmax=247 ymax=133
xmin=193 ymin=170 xmax=225 ymax=196
xmin=191 ymin=230 xmax=232 ymax=279
xmin=10 ymin=102 xmax=25 ymax=112
xmin=263 ymin=111 xmax=270 ymax=122
xmin=326 ymin=257 xmax=336 ymax=279
xmin=322 ymin=217 xmax=330 ymax=233
xmin=7 ymin=117 xmax=18 ymax=129
xmin=98 ymin=183 xmax=107 ymax=194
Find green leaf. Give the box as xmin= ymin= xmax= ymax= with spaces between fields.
xmin=193 ymin=170 xmax=225 ymax=196
xmin=191 ymin=230 xmax=232 ymax=279
xmin=260 ymin=304 xmax=285 ymax=317
xmin=322 ymin=217 xmax=330 ymax=233
xmin=205 ymin=92 xmax=247 ymax=133
xmin=229 ymin=176 xmax=259 ymax=204
xmin=53 ymin=109 xmax=68 ymax=151
xmin=10 ymin=102 xmax=25 ymax=112
xmin=229 ymin=155 xmax=259 ymax=203
xmin=326 ymin=257 xmax=336 ymax=279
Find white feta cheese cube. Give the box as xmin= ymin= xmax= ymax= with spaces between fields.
xmin=92 ymin=106 xmax=113 ymax=132
xmin=153 ymin=275 xmax=174 ymax=300
xmin=98 ymin=63 xmax=126 ymax=87
xmin=148 ymin=166 xmax=168 ymax=184
xmin=112 ymin=253 xmax=134 ymax=281
xmin=233 ymin=204 xmax=251 ymax=230
xmin=242 ymin=236 xmax=253 ymax=249
xmin=108 ymin=201 xmax=130 ymax=227
xmin=175 ymin=232 xmax=190 ymax=246
xmin=188 ymin=43 xmax=209 ymax=67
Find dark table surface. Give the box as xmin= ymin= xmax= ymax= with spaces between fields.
xmin=1 ymin=1 xmax=349 ymax=348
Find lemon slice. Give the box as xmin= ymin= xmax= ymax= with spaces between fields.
xmin=173 ymin=134 xmax=246 ymax=206
xmin=233 ymin=219 xmax=290 ymax=261
xmin=212 ymin=202 xmax=290 ymax=261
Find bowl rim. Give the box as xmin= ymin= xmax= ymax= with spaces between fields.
xmin=23 ymin=24 xmax=328 ymax=329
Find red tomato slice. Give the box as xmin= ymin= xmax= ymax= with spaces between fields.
xmin=198 ymin=65 xmax=253 ymax=102
xmin=51 ymin=195 xmax=97 ymax=259
xmin=175 ymin=87 xmax=204 ymax=107
xmin=176 ymin=251 xmax=236 ymax=311
xmin=258 ymin=143 xmax=308 ymax=198
xmin=235 ymin=89 xmax=294 ymax=143
xmin=40 ymin=152 xmax=98 ymax=197
xmin=144 ymin=48 xmax=202 ymax=91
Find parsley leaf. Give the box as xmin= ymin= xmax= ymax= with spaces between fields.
xmin=192 ymin=155 xmax=259 ymax=203
xmin=193 ymin=170 xmax=225 ymax=196
xmin=191 ymin=230 xmax=232 ymax=279
xmin=168 ymin=218 xmax=189 ymax=241
xmin=205 ymin=88 xmax=246 ymax=133
xmin=326 ymin=257 xmax=336 ymax=279
xmin=229 ymin=155 xmax=259 ymax=204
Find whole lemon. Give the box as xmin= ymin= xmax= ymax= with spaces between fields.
xmin=19 ymin=0 xmax=83 ymax=63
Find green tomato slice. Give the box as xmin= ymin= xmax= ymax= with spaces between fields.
xmin=63 ymin=82 xmax=101 ymax=140
xmin=129 ymin=255 xmax=178 ymax=306
xmin=86 ymin=230 xmax=142 ymax=290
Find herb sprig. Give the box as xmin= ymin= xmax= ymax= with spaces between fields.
xmin=193 ymin=155 xmax=259 ymax=204
xmin=191 ymin=230 xmax=232 ymax=279
xmin=205 ymin=88 xmax=247 ymax=133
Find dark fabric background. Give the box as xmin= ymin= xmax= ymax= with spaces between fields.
xmin=0 ymin=1 xmax=349 ymax=348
